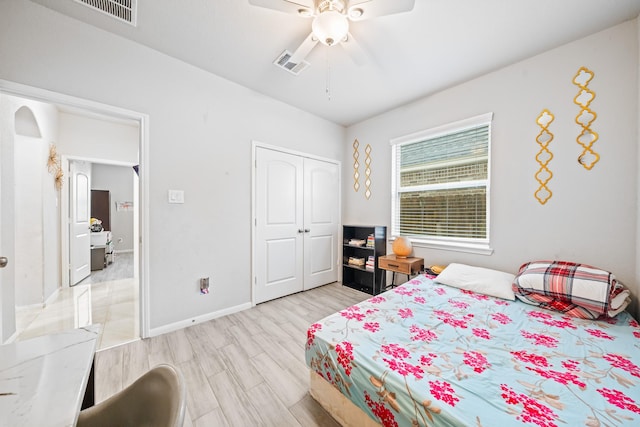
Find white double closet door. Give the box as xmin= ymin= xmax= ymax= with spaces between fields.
xmin=254 ymin=146 xmax=339 ymax=304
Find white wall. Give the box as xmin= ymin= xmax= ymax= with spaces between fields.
xmin=92 ymin=164 xmax=135 ymax=252
xmin=0 ymin=0 xmax=345 ymax=332
xmin=58 ymin=112 xmax=139 ymax=164
xmin=8 ymin=96 xmax=60 ymax=308
xmin=14 ymin=135 xmax=45 ymax=306
xmin=0 ymin=93 xmax=63 ymax=343
xmin=345 ymin=20 xmax=639 ymax=316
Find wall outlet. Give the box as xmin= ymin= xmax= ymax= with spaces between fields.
xmin=200 ymin=277 xmax=210 ymax=294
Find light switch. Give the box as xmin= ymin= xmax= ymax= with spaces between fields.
xmin=168 ymin=190 xmax=184 ymax=204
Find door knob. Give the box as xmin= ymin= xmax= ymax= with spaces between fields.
xmin=304 ymin=229 xmax=310 ymax=233
xmin=298 ymin=229 xmax=304 ymax=233
xmin=0 ymin=257 xmax=7 ymax=268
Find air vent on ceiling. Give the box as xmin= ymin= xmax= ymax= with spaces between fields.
xmin=74 ymin=0 xmax=137 ymax=25
xmin=273 ymin=50 xmax=310 ymax=75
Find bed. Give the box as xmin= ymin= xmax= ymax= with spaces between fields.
xmin=305 ymin=269 xmax=640 ymax=427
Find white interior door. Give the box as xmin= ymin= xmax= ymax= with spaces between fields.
xmin=69 ymin=161 xmax=91 ymax=285
xmin=303 ymin=158 xmax=339 ymax=290
xmin=0 ymin=127 xmax=8 ymax=343
xmin=255 ymin=148 xmax=304 ymax=304
xmin=0 ymin=153 xmax=3 ymax=336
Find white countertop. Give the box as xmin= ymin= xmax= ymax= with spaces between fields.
xmin=0 ymin=325 xmax=100 ymax=427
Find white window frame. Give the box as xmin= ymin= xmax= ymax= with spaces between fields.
xmin=390 ymin=113 xmax=494 ymax=255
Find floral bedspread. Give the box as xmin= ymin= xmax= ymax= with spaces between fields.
xmin=305 ymin=274 xmax=640 ymax=427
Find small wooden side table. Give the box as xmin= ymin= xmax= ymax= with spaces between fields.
xmin=378 ymin=255 xmax=424 ymax=289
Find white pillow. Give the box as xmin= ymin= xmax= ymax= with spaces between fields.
xmin=434 ymin=263 xmax=516 ymax=300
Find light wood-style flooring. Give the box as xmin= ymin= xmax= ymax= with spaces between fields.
xmin=94 ymin=282 xmax=370 ymax=426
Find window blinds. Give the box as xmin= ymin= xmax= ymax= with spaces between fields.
xmin=393 ymin=124 xmax=490 ymax=241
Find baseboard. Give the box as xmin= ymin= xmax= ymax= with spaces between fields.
xmin=44 ymin=288 xmax=60 ymax=306
xmin=149 ymin=302 xmax=253 ymax=337
xmin=16 ymin=301 xmax=45 ymax=310
xmin=4 ymin=330 xmax=18 ymax=344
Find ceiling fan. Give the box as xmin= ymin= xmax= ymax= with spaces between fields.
xmin=249 ymin=0 xmax=415 ymax=69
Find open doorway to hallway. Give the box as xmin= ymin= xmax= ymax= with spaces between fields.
xmin=0 ymin=83 xmax=146 ymax=349
xmin=16 ymin=160 xmax=139 ymax=350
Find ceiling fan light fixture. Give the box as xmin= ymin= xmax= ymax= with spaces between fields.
xmin=312 ymin=10 xmax=349 ymax=46
xmin=348 ymin=7 xmax=364 ymax=19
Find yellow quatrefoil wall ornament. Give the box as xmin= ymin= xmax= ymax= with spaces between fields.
xmin=534 ymin=109 xmax=554 ymax=205
xmin=572 ymin=67 xmax=599 ymax=170
xmin=352 ymin=139 xmax=360 ymax=192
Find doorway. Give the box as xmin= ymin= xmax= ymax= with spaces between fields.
xmin=0 ymin=80 xmax=149 ymax=346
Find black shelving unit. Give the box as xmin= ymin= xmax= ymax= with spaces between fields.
xmin=342 ymin=225 xmax=386 ymax=295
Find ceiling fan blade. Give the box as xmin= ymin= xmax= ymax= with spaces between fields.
xmin=248 ymin=0 xmax=315 ymax=16
xmin=346 ymin=0 xmax=415 ymax=21
xmin=290 ymin=32 xmax=319 ymax=63
xmin=341 ymin=32 xmax=368 ymax=66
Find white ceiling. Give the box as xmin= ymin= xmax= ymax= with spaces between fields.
xmin=30 ymin=0 xmax=640 ymax=126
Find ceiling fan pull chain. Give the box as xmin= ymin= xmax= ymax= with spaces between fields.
xmin=326 ymin=47 xmax=331 ymax=101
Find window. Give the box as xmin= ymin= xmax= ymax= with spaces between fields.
xmin=391 ymin=113 xmax=492 ymax=254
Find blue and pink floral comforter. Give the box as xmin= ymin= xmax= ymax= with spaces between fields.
xmin=305 ymin=274 xmax=640 ymax=427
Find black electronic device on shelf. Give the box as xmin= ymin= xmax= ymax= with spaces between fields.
xmin=342 ymin=225 xmax=386 ymax=295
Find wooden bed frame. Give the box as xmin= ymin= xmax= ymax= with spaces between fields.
xmin=309 ymin=371 xmax=381 ymax=427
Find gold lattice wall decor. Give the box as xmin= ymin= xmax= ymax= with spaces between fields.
xmin=534 ymin=109 xmax=554 ymax=205
xmin=352 ymin=139 xmax=360 ymax=192
xmin=364 ymin=144 xmax=372 ymax=200
xmin=572 ymin=67 xmax=599 ymax=170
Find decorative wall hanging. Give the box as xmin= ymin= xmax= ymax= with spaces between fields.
xmin=54 ymin=167 xmax=64 ymax=190
xmin=534 ymin=109 xmax=554 ymax=205
xmin=352 ymin=139 xmax=360 ymax=192
xmin=47 ymin=144 xmax=64 ymax=190
xmin=572 ymin=67 xmax=599 ymax=170
xmin=364 ymin=144 xmax=372 ymax=200
xmin=116 ymin=201 xmax=134 ymax=212
xmin=47 ymin=144 xmax=59 ymax=173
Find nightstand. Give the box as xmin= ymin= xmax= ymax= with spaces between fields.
xmin=378 ymin=255 xmax=424 ymax=289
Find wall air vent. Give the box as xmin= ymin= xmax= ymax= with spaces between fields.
xmin=74 ymin=0 xmax=137 ymax=25
xmin=273 ymin=50 xmax=310 ymax=75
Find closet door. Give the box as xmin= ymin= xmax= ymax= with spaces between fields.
xmin=303 ymin=158 xmax=339 ymax=290
xmin=255 ymin=148 xmax=304 ymax=304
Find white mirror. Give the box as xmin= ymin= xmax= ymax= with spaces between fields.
xmin=536 ymin=110 xmax=554 ymax=128
xmin=575 ymin=89 xmax=595 ymax=108
xmin=536 ymin=130 xmax=552 ymax=144
xmin=573 ymin=68 xmax=594 ymax=87
xmin=576 ymin=109 xmax=596 ymax=128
